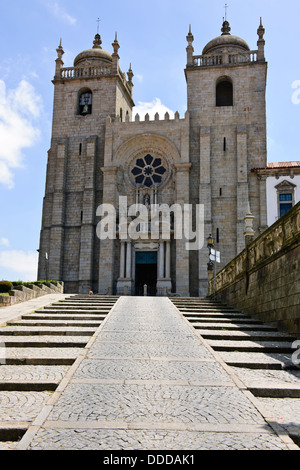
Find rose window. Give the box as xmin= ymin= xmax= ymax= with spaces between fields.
xmin=131 ymin=154 xmax=167 ymax=187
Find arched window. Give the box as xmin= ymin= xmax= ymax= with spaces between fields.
xmin=216 ymin=78 xmax=233 ymax=107
xmin=78 ymin=89 xmax=92 ymax=115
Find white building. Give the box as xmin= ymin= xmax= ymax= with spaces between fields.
xmin=252 ymin=162 xmax=300 ymax=226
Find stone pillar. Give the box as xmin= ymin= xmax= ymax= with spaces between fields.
xmin=175 ymin=162 xmax=192 ymax=297
xmin=79 ymin=137 xmax=96 ymax=293
xmin=158 ymin=241 xmax=165 ymax=279
xmin=116 ymin=240 xmax=133 ymax=295
xmin=257 ymin=18 xmax=265 ymax=62
xmin=236 ymin=125 xmax=249 ymax=254
xmin=156 ymin=240 xmax=172 ymax=296
xmin=258 ymin=174 xmax=268 ymax=233
xmin=199 ymin=127 xmax=211 ymax=297
xmin=98 ymin=166 xmax=118 ymax=294
xmin=48 ymin=141 xmax=67 ymax=281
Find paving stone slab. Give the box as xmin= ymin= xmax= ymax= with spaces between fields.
xmin=27 ymin=428 xmax=289 ymax=450
xmin=46 ymin=383 xmax=266 ymax=425
xmin=0 ymin=391 xmax=52 ymax=421
xmin=0 ymin=365 xmax=70 ymax=382
xmin=88 ymin=342 xmax=214 ymax=360
xmin=73 ymin=358 xmax=234 ymax=384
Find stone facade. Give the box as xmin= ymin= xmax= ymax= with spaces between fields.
xmin=38 ymin=20 xmax=268 ymax=296
xmin=209 ymin=202 xmax=300 ymax=334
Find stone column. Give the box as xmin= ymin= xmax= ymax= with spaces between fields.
xmin=158 ymin=241 xmax=165 ymax=279
xmin=119 ymin=241 xmax=125 ymax=278
xmin=165 ymin=241 xmax=171 ymax=279
xmin=126 ymin=241 xmax=132 ymax=278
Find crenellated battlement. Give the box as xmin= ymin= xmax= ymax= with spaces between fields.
xmin=106 ymin=110 xmax=189 ymax=125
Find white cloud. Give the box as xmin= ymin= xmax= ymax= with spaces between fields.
xmin=0 ymin=250 xmax=38 ymax=281
xmin=0 ymin=80 xmax=41 ymax=189
xmin=0 ymin=238 xmax=10 ymax=247
xmin=133 ymin=98 xmax=175 ymax=121
xmin=47 ymin=1 xmax=77 ymax=25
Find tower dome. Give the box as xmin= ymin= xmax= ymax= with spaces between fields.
xmin=202 ymin=20 xmax=250 ymax=55
xmin=74 ymin=34 xmax=112 ymax=67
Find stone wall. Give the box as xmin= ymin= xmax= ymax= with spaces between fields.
xmin=0 ymin=282 xmax=64 ymax=308
xmin=209 ymin=202 xmax=300 ymax=334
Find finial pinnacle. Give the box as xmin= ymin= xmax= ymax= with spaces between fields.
xmin=221 ymin=20 xmax=231 ymax=35
xmin=93 ymin=33 xmax=102 ymax=49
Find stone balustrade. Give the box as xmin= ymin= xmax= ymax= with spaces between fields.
xmin=58 ymin=65 xmax=132 ymax=96
xmin=60 ymin=65 xmax=112 ymax=79
xmin=192 ymin=50 xmax=258 ymax=67
xmin=208 ymin=202 xmax=300 ymax=333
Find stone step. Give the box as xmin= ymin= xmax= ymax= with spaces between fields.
xmin=185 ymin=316 xmax=264 ymax=323
xmin=249 ymin=385 xmax=300 ymax=398
xmin=183 ymin=312 xmax=251 ymax=319
xmin=43 ymin=305 xmax=112 ymax=311
xmin=3 ymin=349 xmax=77 ymax=365
xmin=177 ymin=307 xmax=240 ymax=312
xmin=0 ymin=425 xmax=27 ymax=443
xmin=0 ymin=336 xmax=88 ymax=347
xmin=197 ymin=330 xmax=295 ymax=342
xmin=208 ymin=339 xmax=295 ymax=353
xmin=7 ymin=320 xmax=102 ymax=327
xmin=191 ymin=322 xmax=277 ymax=331
xmin=219 ymin=352 xmax=294 ymax=370
xmin=36 ymin=309 xmax=109 ymax=315
xmin=0 ymin=327 xmax=97 ymax=336
xmin=0 ymin=381 xmax=59 ymax=391
xmin=28 ymin=313 xmax=107 ymax=320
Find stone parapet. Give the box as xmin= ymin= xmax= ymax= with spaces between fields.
xmin=209 ymin=202 xmax=300 ymax=333
xmin=0 ymin=282 xmax=64 ymax=308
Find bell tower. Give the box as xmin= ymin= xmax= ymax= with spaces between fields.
xmin=38 ymin=31 xmax=135 ymax=293
xmin=185 ymin=19 xmax=268 ymax=296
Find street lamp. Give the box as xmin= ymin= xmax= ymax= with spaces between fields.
xmin=207 ymin=234 xmax=214 ymax=249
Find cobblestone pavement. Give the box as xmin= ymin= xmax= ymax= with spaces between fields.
xmin=15 ymin=296 xmax=298 ymax=450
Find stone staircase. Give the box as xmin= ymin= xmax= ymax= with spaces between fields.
xmin=170 ymin=297 xmax=300 ymax=447
xmin=0 ymin=295 xmax=118 ymax=450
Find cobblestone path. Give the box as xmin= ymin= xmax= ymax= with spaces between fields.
xmin=13 ymin=296 xmax=298 ymax=450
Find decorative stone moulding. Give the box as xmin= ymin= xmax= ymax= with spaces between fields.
xmin=126 ymin=149 xmax=171 ymax=189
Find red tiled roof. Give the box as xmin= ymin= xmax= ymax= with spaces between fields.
xmin=251 ymin=161 xmax=300 ymax=171
xmin=267 ymin=161 xmax=300 ymax=168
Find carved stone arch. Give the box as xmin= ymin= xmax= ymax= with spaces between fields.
xmin=112 ymin=133 xmax=181 ymax=189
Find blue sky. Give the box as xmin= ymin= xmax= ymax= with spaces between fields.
xmin=0 ymin=0 xmax=299 ymax=281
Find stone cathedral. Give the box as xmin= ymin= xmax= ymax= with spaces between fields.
xmin=37 ymin=19 xmax=268 ymax=297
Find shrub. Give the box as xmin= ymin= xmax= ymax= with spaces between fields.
xmin=0 ymin=280 xmax=13 ymax=293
